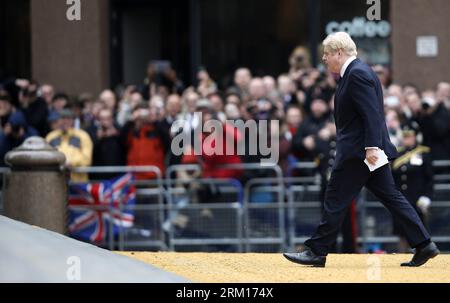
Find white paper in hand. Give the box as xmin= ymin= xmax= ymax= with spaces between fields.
xmin=364 ymin=149 xmax=389 ymax=172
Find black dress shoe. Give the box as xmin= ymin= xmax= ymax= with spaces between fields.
xmin=401 ymin=241 xmax=440 ymax=267
xmin=283 ymin=248 xmax=326 ymax=267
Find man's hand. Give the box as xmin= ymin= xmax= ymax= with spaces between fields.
xmin=365 ymin=148 xmax=379 ymax=166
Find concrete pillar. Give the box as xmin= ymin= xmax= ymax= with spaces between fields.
xmin=391 ymin=0 xmax=450 ymax=90
xmin=4 ymin=137 xmax=67 ymax=234
xmin=31 ymin=0 xmax=110 ymax=96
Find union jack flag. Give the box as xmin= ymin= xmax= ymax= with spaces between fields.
xmin=68 ymin=173 xmax=136 ymax=243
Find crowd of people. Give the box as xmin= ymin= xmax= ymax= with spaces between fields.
xmin=1 ymin=48 xmax=450 ymax=190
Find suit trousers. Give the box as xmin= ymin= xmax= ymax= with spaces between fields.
xmin=305 ymin=159 xmax=430 ymax=256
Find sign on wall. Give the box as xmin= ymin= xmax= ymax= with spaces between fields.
xmin=325 ymin=17 xmax=392 ymax=65
xmin=325 ymin=17 xmax=391 ymax=38
xmin=416 ymin=36 xmax=439 ymax=58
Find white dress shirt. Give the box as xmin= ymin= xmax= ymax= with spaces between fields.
xmin=340 ymin=56 xmax=357 ymax=78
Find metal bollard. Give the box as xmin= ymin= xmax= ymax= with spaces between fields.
xmin=3 ymin=137 xmax=67 ymax=234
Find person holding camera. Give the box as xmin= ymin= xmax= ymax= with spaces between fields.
xmin=141 ymin=61 xmax=184 ymax=101
xmin=0 ymin=92 xmax=38 ymax=167
xmin=248 ymin=78 xmax=268 ymax=102
xmin=89 ymin=107 xmax=125 ymax=180
xmin=123 ymin=97 xmax=170 ymax=180
xmin=419 ymin=95 xmax=450 ymax=161
xmin=404 ymin=91 xmax=450 ymax=162
xmin=39 ymin=84 xmax=55 ymax=111
xmin=239 ymin=98 xmax=279 ymax=187
xmin=227 ymin=68 xmax=252 ymax=103
xmin=277 ymin=74 xmax=299 ymax=110
xmin=436 ymin=82 xmax=450 ymax=110
xmin=99 ymin=89 xmax=118 ymax=117
xmin=197 ymin=67 xmax=218 ymax=98
xmin=116 ymin=87 xmax=145 ymax=127
xmin=51 ymin=93 xmax=70 ymax=113
xmin=292 ymin=98 xmax=331 ymax=164
xmin=17 ymin=80 xmax=49 ymax=137
xmin=288 ymin=46 xmax=312 ymax=87
xmin=45 ymin=108 xmax=93 ymax=182
xmin=294 ymin=68 xmax=335 ymax=116
xmin=0 ymin=91 xmax=14 ymax=130
xmin=162 ymin=94 xmax=184 ymax=170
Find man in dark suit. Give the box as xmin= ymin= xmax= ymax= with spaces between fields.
xmin=283 ymin=32 xmax=439 ymax=267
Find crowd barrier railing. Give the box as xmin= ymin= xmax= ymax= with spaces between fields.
xmin=163 ymin=177 xmax=244 ymax=251
xmin=432 ymin=160 xmax=450 ymax=183
xmin=163 ymin=163 xmax=285 ymax=252
xmin=243 ymin=177 xmax=285 ymax=252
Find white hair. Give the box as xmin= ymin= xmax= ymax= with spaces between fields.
xmin=323 ymin=32 xmax=358 ymax=57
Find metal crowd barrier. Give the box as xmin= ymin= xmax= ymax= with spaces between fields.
xmin=221 ymin=163 xmax=285 ymax=252
xmin=164 ymin=177 xmax=244 ymax=252
xmin=163 ymin=163 xmax=285 ymax=252
xmin=287 ymin=184 xmax=322 ymax=251
xmin=164 ymin=164 xmax=244 ymax=251
xmin=284 ymin=162 xmax=320 ymax=250
xmin=243 ymin=177 xmax=285 ymax=252
xmin=433 ymin=160 xmax=450 ymax=182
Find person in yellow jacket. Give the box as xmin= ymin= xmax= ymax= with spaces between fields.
xmin=46 ymin=109 xmax=93 ymax=182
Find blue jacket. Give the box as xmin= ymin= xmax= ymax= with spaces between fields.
xmin=333 ymin=58 xmax=397 ymax=169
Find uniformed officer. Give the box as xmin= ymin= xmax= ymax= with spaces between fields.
xmin=391 ymin=126 xmax=433 ymax=252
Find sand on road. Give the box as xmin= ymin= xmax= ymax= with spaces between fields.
xmin=118 ymin=252 xmax=449 ymax=283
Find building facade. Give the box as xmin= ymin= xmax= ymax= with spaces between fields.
xmin=1 ymin=0 xmax=449 ymax=96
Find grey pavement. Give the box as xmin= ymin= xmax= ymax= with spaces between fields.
xmin=0 ymin=215 xmax=190 ymax=283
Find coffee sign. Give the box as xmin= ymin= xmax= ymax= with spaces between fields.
xmin=326 ymin=17 xmax=391 ymax=38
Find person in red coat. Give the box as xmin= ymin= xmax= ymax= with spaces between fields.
xmin=181 ymin=99 xmax=243 ymax=203
xmin=183 ymin=99 xmax=243 ymax=179
xmin=124 ymin=103 xmax=169 ymax=180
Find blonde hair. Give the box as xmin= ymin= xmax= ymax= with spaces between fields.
xmin=323 ymin=32 xmax=358 ymax=57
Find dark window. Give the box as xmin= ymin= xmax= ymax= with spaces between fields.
xmin=0 ymin=0 xmax=31 ymax=80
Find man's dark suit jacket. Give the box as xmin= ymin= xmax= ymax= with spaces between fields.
xmin=333 ymin=58 xmax=397 ymax=169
